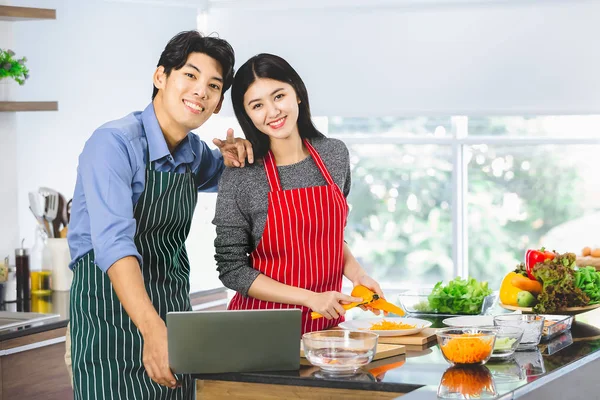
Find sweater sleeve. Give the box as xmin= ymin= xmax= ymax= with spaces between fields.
xmin=212 ymin=168 xmax=260 ymax=297
xmin=342 ymin=144 xmax=351 ymax=198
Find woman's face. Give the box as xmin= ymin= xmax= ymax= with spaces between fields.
xmin=243 ymin=78 xmax=300 ymax=141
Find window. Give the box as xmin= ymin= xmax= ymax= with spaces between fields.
xmin=346 ymin=143 xmax=454 ymax=286
xmin=331 ymin=116 xmax=600 ymax=290
xmin=467 ymin=144 xmax=600 ymax=285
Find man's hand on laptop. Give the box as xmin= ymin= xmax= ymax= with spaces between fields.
xmin=142 ymin=318 xmax=179 ymax=389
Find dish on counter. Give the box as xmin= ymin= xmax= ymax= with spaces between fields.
xmin=444 ymin=314 xmax=573 ymax=342
xmin=486 ymin=326 xmax=523 ymax=358
xmin=499 ymin=303 xmax=600 ymax=316
xmin=501 ymin=249 xmax=600 ymax=314
xmin=398 ymin=277 xmax=497 ymax=316
xmin=301 ymin=330 xmax=378 ymax=375
xmin=541 ymin=315 xmax=573 ymax=341
xmin=493 ymin=315 xmax=544 ymax=351
xmin=442 ymin=315 xmax=494 ymax=327
xmin=441 ymin=318 xmax=523 ymax=358
xmin=339 ymin=317 xmax=432 ymax=337
xmin=436 ymin=327 xmax=497 ymax=365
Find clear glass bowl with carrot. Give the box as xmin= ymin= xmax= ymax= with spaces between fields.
xmin=436 ymin=327 xmax=497 ymax=366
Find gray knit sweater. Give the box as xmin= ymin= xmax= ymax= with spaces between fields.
xmin=212 ymin=137 xmax=351 ymax=297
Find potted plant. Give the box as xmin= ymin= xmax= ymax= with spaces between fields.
xmin=0 ymin=48 xmax=30 ymax=101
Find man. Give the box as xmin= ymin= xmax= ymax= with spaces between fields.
xmin=67 ymin=30 xmax=252 ymax=399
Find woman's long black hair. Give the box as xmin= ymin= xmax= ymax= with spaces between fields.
xmin=231 ymin=53 xmax=325 ymax=159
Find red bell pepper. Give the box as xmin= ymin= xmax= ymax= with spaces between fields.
xmin=525 ymin=248 xmax=556 ymax=280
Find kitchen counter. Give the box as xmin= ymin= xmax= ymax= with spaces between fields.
xmin=0 ymin=286 xmax=229 ymax=399
xmin=193 ymin=308 xmax=600 ymax=399
xmin=0 ymin=290 xmax=70 ymax=342
xmin=0 ymin=286 xmax=228 ymax=342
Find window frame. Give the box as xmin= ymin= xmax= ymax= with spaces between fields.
xmin=329 ymin=116 xmax=600 ymax=281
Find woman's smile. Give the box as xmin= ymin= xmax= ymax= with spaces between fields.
xmin=267 ymin=116 xmax=287 ymax=130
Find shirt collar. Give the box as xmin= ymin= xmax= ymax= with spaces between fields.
xmin=141 ymin=103 xmax=196 ymax=165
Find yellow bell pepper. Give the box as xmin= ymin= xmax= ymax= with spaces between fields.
xmin=500 ymin=272 xmax=522 ymax=306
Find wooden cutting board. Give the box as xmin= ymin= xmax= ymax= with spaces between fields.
xmin=376 ymin=328 xmax=437 ymax=346
xmin=300 ymin=343 xmax=405 ymax=361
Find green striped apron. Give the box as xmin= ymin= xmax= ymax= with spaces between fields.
xmin=70 ymin=153 xmax=199 ymax=399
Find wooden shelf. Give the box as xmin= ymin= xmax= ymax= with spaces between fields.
xmin=0 ymin=5 xmax=56 ymax=21
xmin=0 ymin=101 xmax=58 ymax=112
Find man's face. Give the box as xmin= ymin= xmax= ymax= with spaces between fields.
xmin=154 ymin=52 xmax=224 ymax=132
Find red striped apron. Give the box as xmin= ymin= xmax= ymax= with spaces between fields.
xmin=228 ymin=139 xmax=348 ymax=334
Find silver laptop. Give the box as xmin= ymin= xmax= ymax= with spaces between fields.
xmin=167 ymin=309 xmax=302 ymax=374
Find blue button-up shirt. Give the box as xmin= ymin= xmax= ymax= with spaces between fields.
xmin=67 ymin=103 xmax=224 ymax=272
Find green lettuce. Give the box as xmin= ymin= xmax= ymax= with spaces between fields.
xmin=428 ymin=277 xmax=492 ymax=314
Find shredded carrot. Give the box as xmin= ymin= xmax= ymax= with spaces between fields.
xmin=440 ymin=367 xmax=494 ymax=396
xmin=440 ymin=334 xmax=493 ymax=364
xmin=369 ymin=320 xmax=416 ymax=330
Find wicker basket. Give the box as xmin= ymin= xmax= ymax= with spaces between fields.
xmin=576 ymin=256 xmax=600 ymax=270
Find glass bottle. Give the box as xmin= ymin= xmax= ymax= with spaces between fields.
xmin=15 ymin=239 xmax=30 ymax=312
xmin=30 ymin=226 xmax=52 ymax=313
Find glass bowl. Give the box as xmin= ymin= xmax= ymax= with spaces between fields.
xmin=493 ymin=314 xmax=544 ymax=351
xmin=398 ymin=289 xmax=497 ymax=316
xmin=302 ymin=330 xmax=378 ymax=375
xmin=482 ymin=325 xmax=523 ymax=358
xmin=436 ymin=327 xmax=497 ymax=365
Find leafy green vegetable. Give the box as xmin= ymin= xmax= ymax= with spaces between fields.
xmin=532 ymin=252 xmax=589 ymax=313
xmin=575 ymin=266 xmax=600 ymax=305
xmin=427 ymin=277 xmax=492 ymax=315
xmin=514 ymin=262 xmax=528 ymax=277
xmin=413 ymin=301 xmax=433 ymax=312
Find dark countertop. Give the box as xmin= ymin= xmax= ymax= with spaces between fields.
xmin=0 ymin=287 xmax=227 ymax=341
xmin=0 ymin=290 xmax=70 ymax=341
xmin=192 ymin=307 xmax=600 ymax=399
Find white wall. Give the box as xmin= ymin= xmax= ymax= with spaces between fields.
xmin=12 ymin=0 xmax=224 ymax=291
xmin=208 ymin=0 xmax=600 ymax=117
xmin=0 ymin=0 xmax=19 ymax=269
xmin=9 ymin=0 xmax=600 ymax=292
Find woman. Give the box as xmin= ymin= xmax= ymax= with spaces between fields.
xmin=213 ymin=53 xmax=383 ymax=334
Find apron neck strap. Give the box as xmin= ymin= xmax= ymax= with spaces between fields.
xmin=303 ymin=139 xmax=335 ymax=186
xmin=263 ymin=138 xmax=335 ymax=192
xmin=263 ymin=151 xmax=283 ymax=192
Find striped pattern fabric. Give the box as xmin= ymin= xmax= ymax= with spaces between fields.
xmin=228 ymin=139 xmax=349 ymax=334
xmin=70 ymin=159 xmax=197 ymax=399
